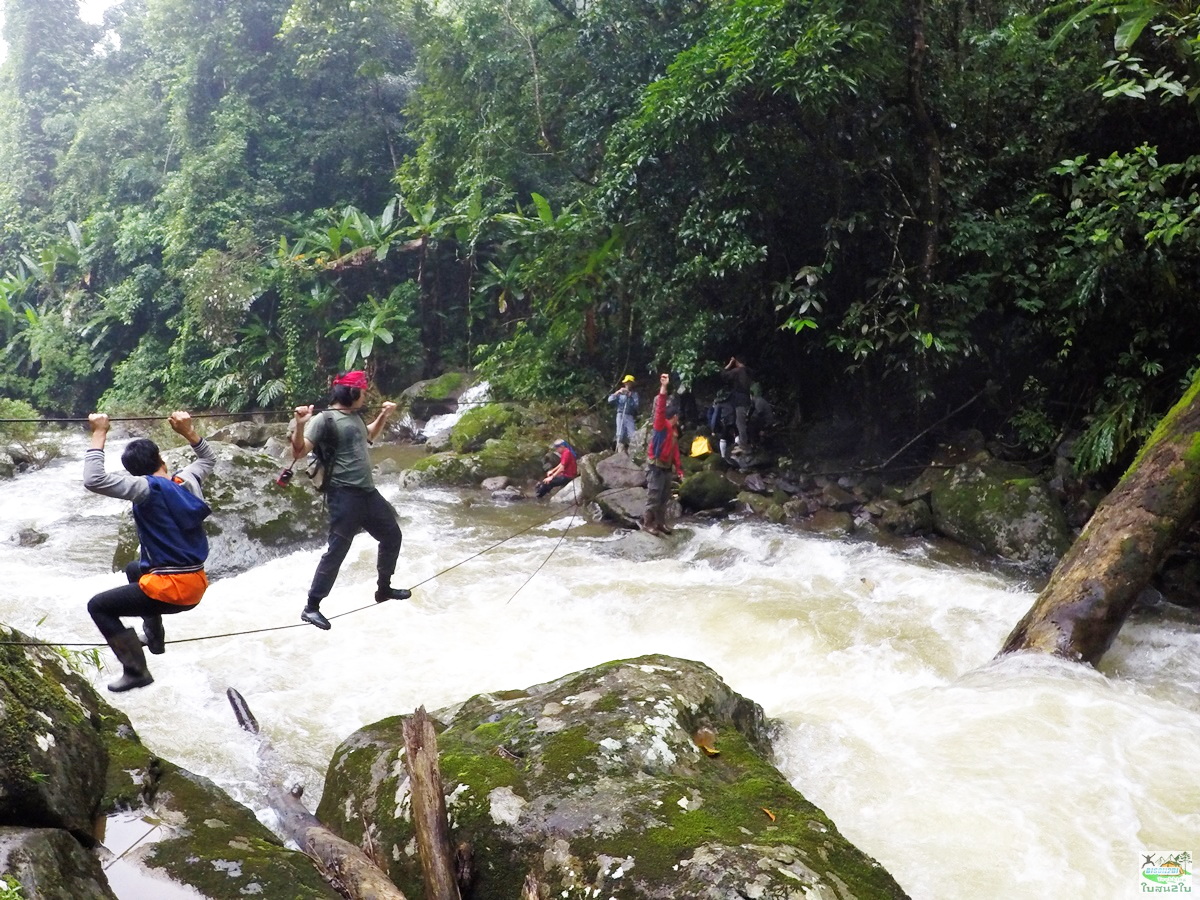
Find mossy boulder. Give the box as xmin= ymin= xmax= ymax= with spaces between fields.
xmin=316 ymin=654 xmax=909 ymax=900
xmin=926 ymin=453 xmax=1073 ymax=569
xmin=0 ymin=628 xmax=111 ymax=839
xmin=0 ymin=625 xmax=339 ymax=899
xmin=449 ymin=403 xmax=523 ymax=453
xmin=476 ymin=436 xmax=546 ymax=482
xmin=402 ymin=451 xmax=484 ymax=487
xmin=679 ymin=470 xmax=740 ymax=512
xmin=0 ymin=827 xmax=116 ymax=899
xmin=113 ymin=440 xmax=328 ymax=580
xmin=878 ymin=498 xmax=933 ymax=536
xmin=400 ymin=371 xmax=473 ymax=419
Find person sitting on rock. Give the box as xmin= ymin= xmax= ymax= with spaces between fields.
xmin=83 ymin=411 xmax=215 ymax=692
xmin=536 ymin=439 xmax=578 ymax=498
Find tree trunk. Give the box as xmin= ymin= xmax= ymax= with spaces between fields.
xmin=998 ymin=375 xmax=1200 ymax=664
xmin=269 ymin=784 xmax=410 ymax=900
xmin=402 ymin=707 xmax=462 ymax=900
xmin=225 ymin=689 xmax=409 ymax=900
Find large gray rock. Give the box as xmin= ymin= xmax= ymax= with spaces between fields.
xmin=594 ymin=486 xmax=648 ymax=527
xmin=924 ymin=453 xmax=1073 ymax=569
xmin=0 ymin=828 xmax=116 ymax=899
xmin=0 ymin=625 xmax=339 ymax=899
xmin=0 ymin=629 xmax=110 ymax=839
xmin=114 ymin=440 xmax=328 ymax=580
xmin=316 ymin=655 xmax=909 ymax=900
xmin=595 ymin=453 xmax=647 ymax=491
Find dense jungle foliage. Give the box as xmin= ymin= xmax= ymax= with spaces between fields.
xmin=0 ymin=0 xmax=1198 ymax=475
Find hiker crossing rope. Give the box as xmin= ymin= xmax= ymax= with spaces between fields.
xmin=0 ymin=370 xmax=603 ymax=685
xmin=0 ymin=498 xmax=582 ymax=650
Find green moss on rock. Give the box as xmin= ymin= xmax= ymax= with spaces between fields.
xmin=450 ymin=404 xmax=522 ymax=453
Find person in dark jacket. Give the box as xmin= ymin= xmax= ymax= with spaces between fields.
xmin=720 ymin=356 xmax=754 ymax=454
xmin=644 ymin=373 xmax=684 ymax=536
xmin=83 ymin=411 xmax=214 ymax=692
xmin=291 ymin=370 xmax=408 ymax=630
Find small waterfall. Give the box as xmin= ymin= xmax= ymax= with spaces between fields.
xmin=420 ymin=380 xmax=491 ymax=441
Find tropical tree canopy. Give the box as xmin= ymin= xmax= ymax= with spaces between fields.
xmin=0 ymin=0 xmax=1197 ymax=473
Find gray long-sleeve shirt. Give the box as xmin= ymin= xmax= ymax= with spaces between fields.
xmin=83 ymin=438 xmax=216 ymax=504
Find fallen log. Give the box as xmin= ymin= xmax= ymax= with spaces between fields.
xmin=402 ymin=707 xmax=462 ymax=900
xmin=225 ymin=688 xmax=409 ymax=900
xmin=998 ymin=375 xmax=1200 ymax=664
xmin=269 ymin=783 xmax=409 ymax=900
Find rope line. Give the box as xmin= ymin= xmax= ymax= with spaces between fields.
xmin=505 ymin=485 xmax=581 ymax=605
xmin=1 ymin=392 xmax=600 ymax=648
xmin=0 ymin=500 xmax=583 ymax=650
xmin=102 ymin=820 xmax=162 ymax=871
xmin=0 ymin=397 xmax=552 ymax=424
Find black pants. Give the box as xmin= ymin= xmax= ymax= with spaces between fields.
xmin=308 ymin=486 xmax=402 ymax=603
xmin=87 ymin=561 xmax=192 ymax=640
xmin=535 ymin=474 xmax=572 ymax=498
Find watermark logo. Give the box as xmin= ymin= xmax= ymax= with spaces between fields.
xmin=1141 ymin=851 xmax=1192 ymax=893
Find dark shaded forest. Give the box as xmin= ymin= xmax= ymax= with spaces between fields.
xmin=1 ymin=0 xmax=1198 ymax=477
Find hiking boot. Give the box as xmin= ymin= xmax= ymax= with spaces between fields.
xmin=106 ymin=628 xmax=154 ymax=692
xmin=142 ymin=616 xmax=165 ymax=655
xmin=301 ymin=608 xmax=331 ymax=630
xmin=375 ymin=587 xmax=412 ymax=603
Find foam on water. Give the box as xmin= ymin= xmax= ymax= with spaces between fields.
xmin=2 ymin=444 xmax=1198 ymax=899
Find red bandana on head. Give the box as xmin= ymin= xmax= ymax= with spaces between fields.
xmin=332 ymin=370 xmax=368 ymax=390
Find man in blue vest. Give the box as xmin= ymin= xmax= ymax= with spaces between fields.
xmin=83 ymin=411 xmax=214 ymax=691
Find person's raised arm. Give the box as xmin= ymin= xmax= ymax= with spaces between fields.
xmin=291 ymin=405 xmax=315 ymax=458
xmin=170 ymin=410 xmax=215 ymax=483
xmin=366 ymin=401 xmax=396 ymax=444
xmin=83 ymin=414 xmax=148 ymax=501
xmin=88 ymin=413 xmax=109 ymax=452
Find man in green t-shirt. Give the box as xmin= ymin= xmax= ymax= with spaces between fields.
xmin=290 ymin=370 xmax=411 ymax=630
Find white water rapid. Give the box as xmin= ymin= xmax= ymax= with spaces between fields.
xmin=2 ymin=434 xmax=1198 ymax=899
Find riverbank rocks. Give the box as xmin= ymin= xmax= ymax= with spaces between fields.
xmin=915 ymin=452 xmax=1073 ymax=569
xmin=316 ymin=654 xmax=910 ymax=900
xmin=679 ymin=469 xmax=740 ymax=512
xmin=0 ymin=628 xmax=111 ymax=840
xmin=0 ymin=624 xmax=340 ymax=899
xmin=399 ymin=370 xmax=473 ymax=422
xmin=112 ymin=439 xmax=327 ymax=580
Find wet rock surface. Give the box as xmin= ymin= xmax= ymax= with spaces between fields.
xmin=317 ymin=654 xmax=910 ymax=900
xmin=0 ymin=625 xmax=340 ymax=900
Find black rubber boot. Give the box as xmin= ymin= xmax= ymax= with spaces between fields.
xmin=106 ymin=627 xmax=154 ymax=692
xmin=142 ymin=616 xmax=165 ymax=655
xmin=375 ymin=586 xmax=412 ymax=603
xmin=301 ymin=602 xmax=331 ymax=630
xmin=641 ymin=509 xmax=664 ymax=537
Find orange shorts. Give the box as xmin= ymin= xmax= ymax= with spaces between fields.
xmin=138 ymin=571 xmax=208 ymax=606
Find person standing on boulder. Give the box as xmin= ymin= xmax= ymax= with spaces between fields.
xmin=83 ymin=411 xmax=215 ymax=692
xmin=643 ymin=373 xmax=684 ymax=536
xmin=720 ymin=356 xmax=754 ymax=455
xmin=291 ymin=370 xmax=410 ymax=630
xmin=607 ymin=375 xmax=640 ymax=455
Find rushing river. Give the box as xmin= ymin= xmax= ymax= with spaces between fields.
xmin=2 ymin=433 xmax=1198 ymax=899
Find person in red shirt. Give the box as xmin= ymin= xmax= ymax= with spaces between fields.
xmin=536 ymin=438 xmax=578 ymax=498
xmin=644 ymin=373 xmax=684 ymax=535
